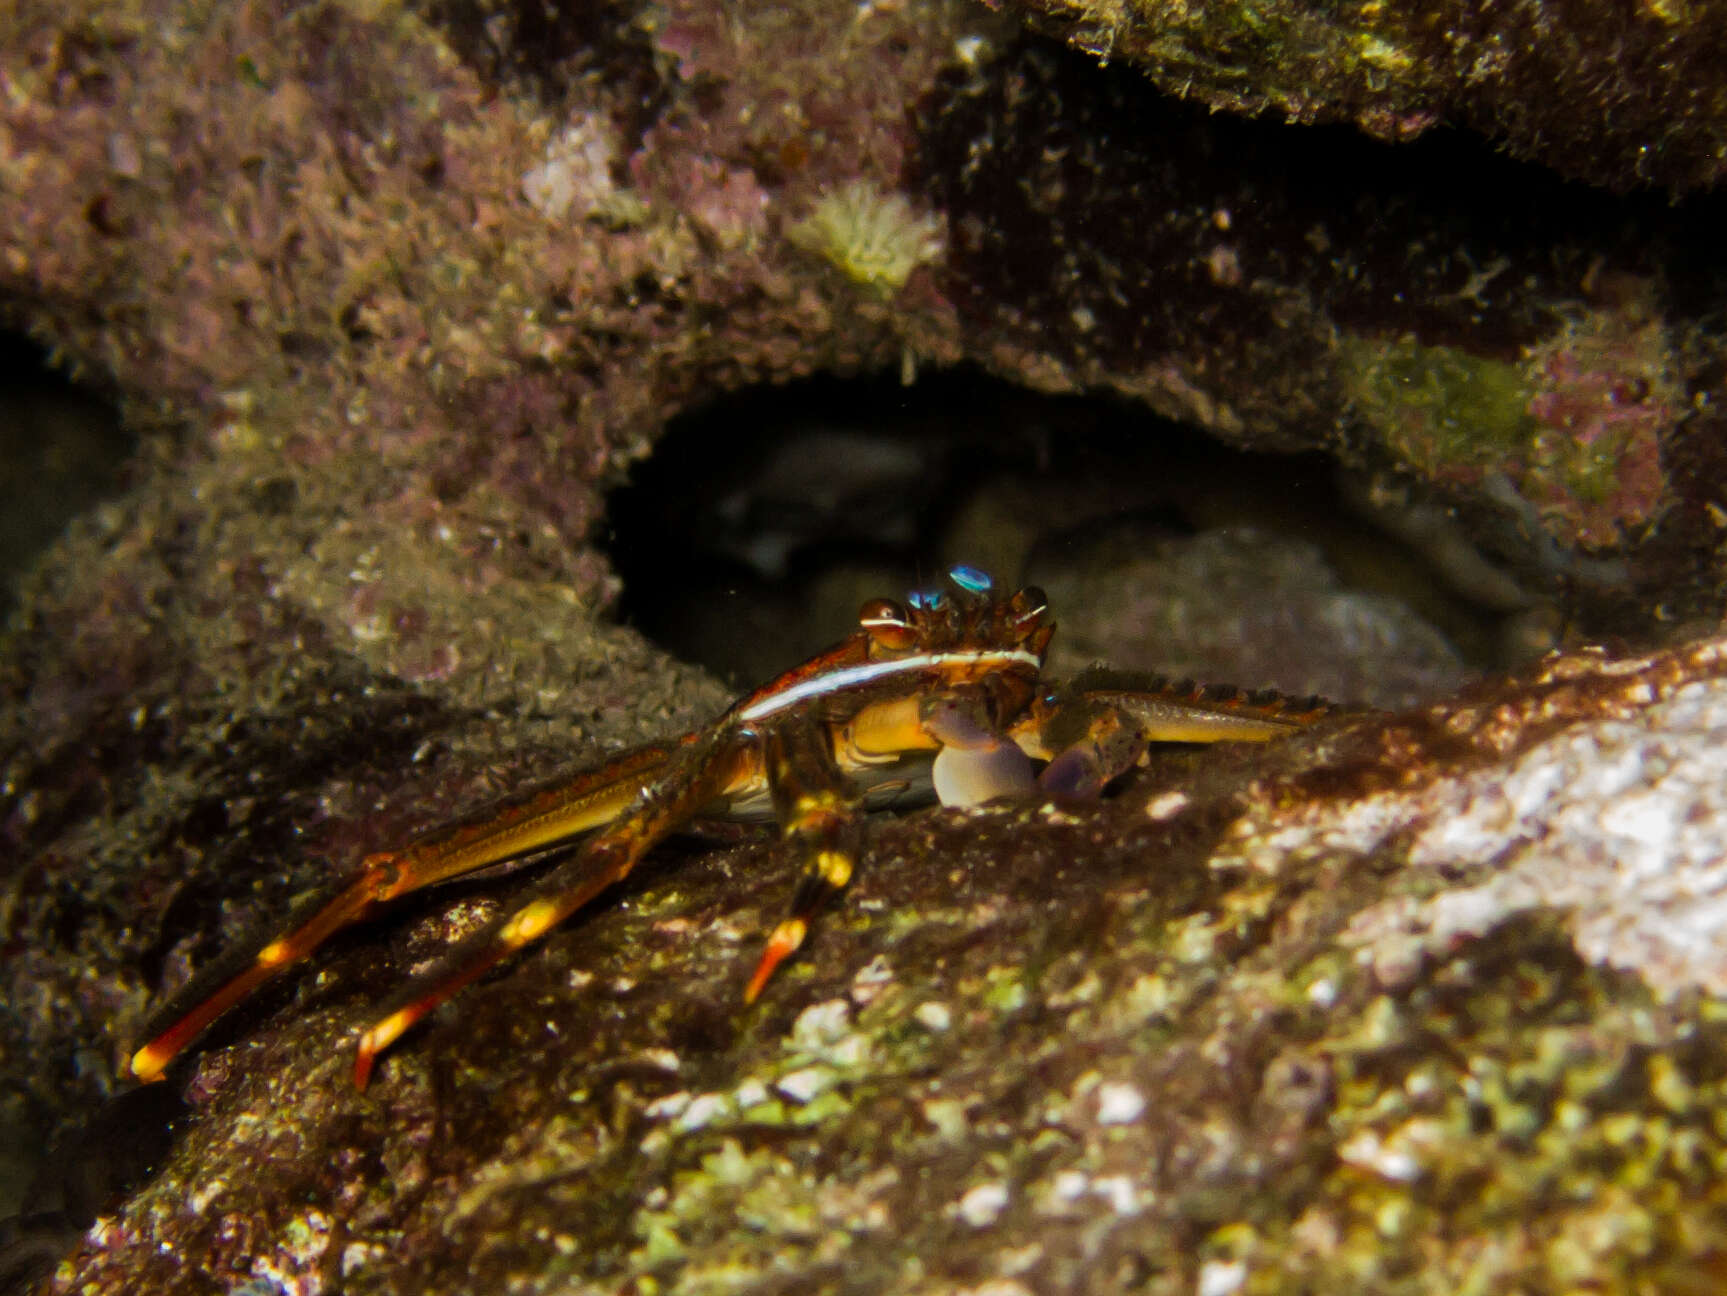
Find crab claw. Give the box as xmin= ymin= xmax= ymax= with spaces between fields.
xmin=931 ymin=742 xmax=1034 ymax=806
xmin=923 ymin=695 xmax=1035 ymax=806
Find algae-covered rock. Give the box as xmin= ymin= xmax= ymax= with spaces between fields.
xmin=4 ymin=0 xmax=1727 ymax=1289
xmin=7 ymin=0 xmax=1727 ymax=638
xmin=1013 ymin=0 xmax=1727 ymax=194
xmin=29 ymin=640 xmax=1727 ymax=1294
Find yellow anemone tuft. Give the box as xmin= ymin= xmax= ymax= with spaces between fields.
xmin=788 ymin=181 xmax=946 ymax=298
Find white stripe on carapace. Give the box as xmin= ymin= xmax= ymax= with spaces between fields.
xmin=737 ymin=649 xmax=1043 ymax=724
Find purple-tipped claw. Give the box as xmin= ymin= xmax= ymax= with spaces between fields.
xmin=1037 ymin=746 xmax=1107 ymax=801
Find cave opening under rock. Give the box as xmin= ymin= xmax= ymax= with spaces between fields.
xmin=606 ymin=369 xmax=1543 ymax=710
xmin=0 ymin=330 xmax=132 ymax=618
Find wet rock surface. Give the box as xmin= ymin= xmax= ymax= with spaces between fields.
xmin=21 ymin=639 xmax=1727 ymax=1294
xmin=4 ymin=0 xmax=1727 ymax=1290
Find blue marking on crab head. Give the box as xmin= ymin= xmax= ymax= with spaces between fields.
xmin=907 ymin=588 xmax=946 ymax=611
xmin=946 ymin=564 xmax=993 ymax=594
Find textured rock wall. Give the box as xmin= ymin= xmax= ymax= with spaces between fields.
xmin=3 ymin=0 xmax=1727 ymax=1290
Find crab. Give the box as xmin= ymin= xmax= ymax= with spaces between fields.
xmin=129 ymin=565 xmax=1332 ymax=1089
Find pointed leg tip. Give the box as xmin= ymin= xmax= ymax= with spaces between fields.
xmin=128 ymin=1045 xmax=169 ymax=1084
xmin=352 ymin=1005 xmax=421 ymax=1089
xmin=744 ymin=919 xmax=808 ymax=1002
xmin=352 ymin=1047 xmax=375 ymax=1091
xmin=743 ymin=955 xmax=776 ymax=1004
xmin=353 ymin=1024 xmax=389 ymax=1090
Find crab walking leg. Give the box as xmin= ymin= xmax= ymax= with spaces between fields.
xmin=1013 ymin=675 xmax=1334 ymax=799
xmin=351 ymin=736 xmax=751 ymax=1089
xmin=129 ymin=857 xmax=414 ymax=1083
xmin=128 ymin=743 xmax=676 ymax=1083
xmin=743 ymin=720 xmax=863 ymax=1002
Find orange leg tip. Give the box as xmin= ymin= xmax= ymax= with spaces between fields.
xmin=744 ymin=918 xmax=808 ymax=1003
xmin=352 ymin=1045 xmax=376 ymax=1092
xmin=129 ymin=1044 xmax=170 ymax=1083
xmin=352 ymin=1006 xmax=418 ymax=1089
xmin=353 ymin=1025 xmax=391 ymax=1090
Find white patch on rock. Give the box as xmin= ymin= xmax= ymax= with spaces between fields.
xmin=1336 ymin=676 xmax=1727 ymax=995
xmin=954 ymin=1181 xmax=1010 ymax=1227
xmin=1197 ymin=1259 xmax=1247 ymax=1296
xmin=1095 ymin=1081 xmax=1147 ymax=1125
xmin=523 ymin=117 xmax=622 ymax=222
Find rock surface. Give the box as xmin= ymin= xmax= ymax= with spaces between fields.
xmin=1014 ymin=0 xmax=1727 ymax=194
xmin=29 ymin=640 xmax=1727 ymax=1294
xmin=3 ymin=0 xmax=1727 ymax=1291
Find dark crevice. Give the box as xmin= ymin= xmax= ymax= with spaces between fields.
xmin=0 ymin=331 xmax=133 ymax=619
xmin=912 ymin=37 xmax=1723 ymax=371
xmin=418 ymin=0 xmax=671 ymax=141
xmin=606 ymin=368 xmax=1533 ymax=707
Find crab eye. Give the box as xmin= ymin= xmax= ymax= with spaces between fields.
xmin=859 ymin=597 xmax=917 ymax=649
xmin=947 ymin=564 xmax=993 ymax=595
xmin=1008 ymin=585 xmax=1048 ymax=629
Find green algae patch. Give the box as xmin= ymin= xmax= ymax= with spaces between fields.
xmin=1242 ymin=916 xmax=1727 ymax=1293
xmin=1340 ymin=332 xmax=1539 ymax=477
xmin=1340 ymin=317 xmax=1676 ymax=550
